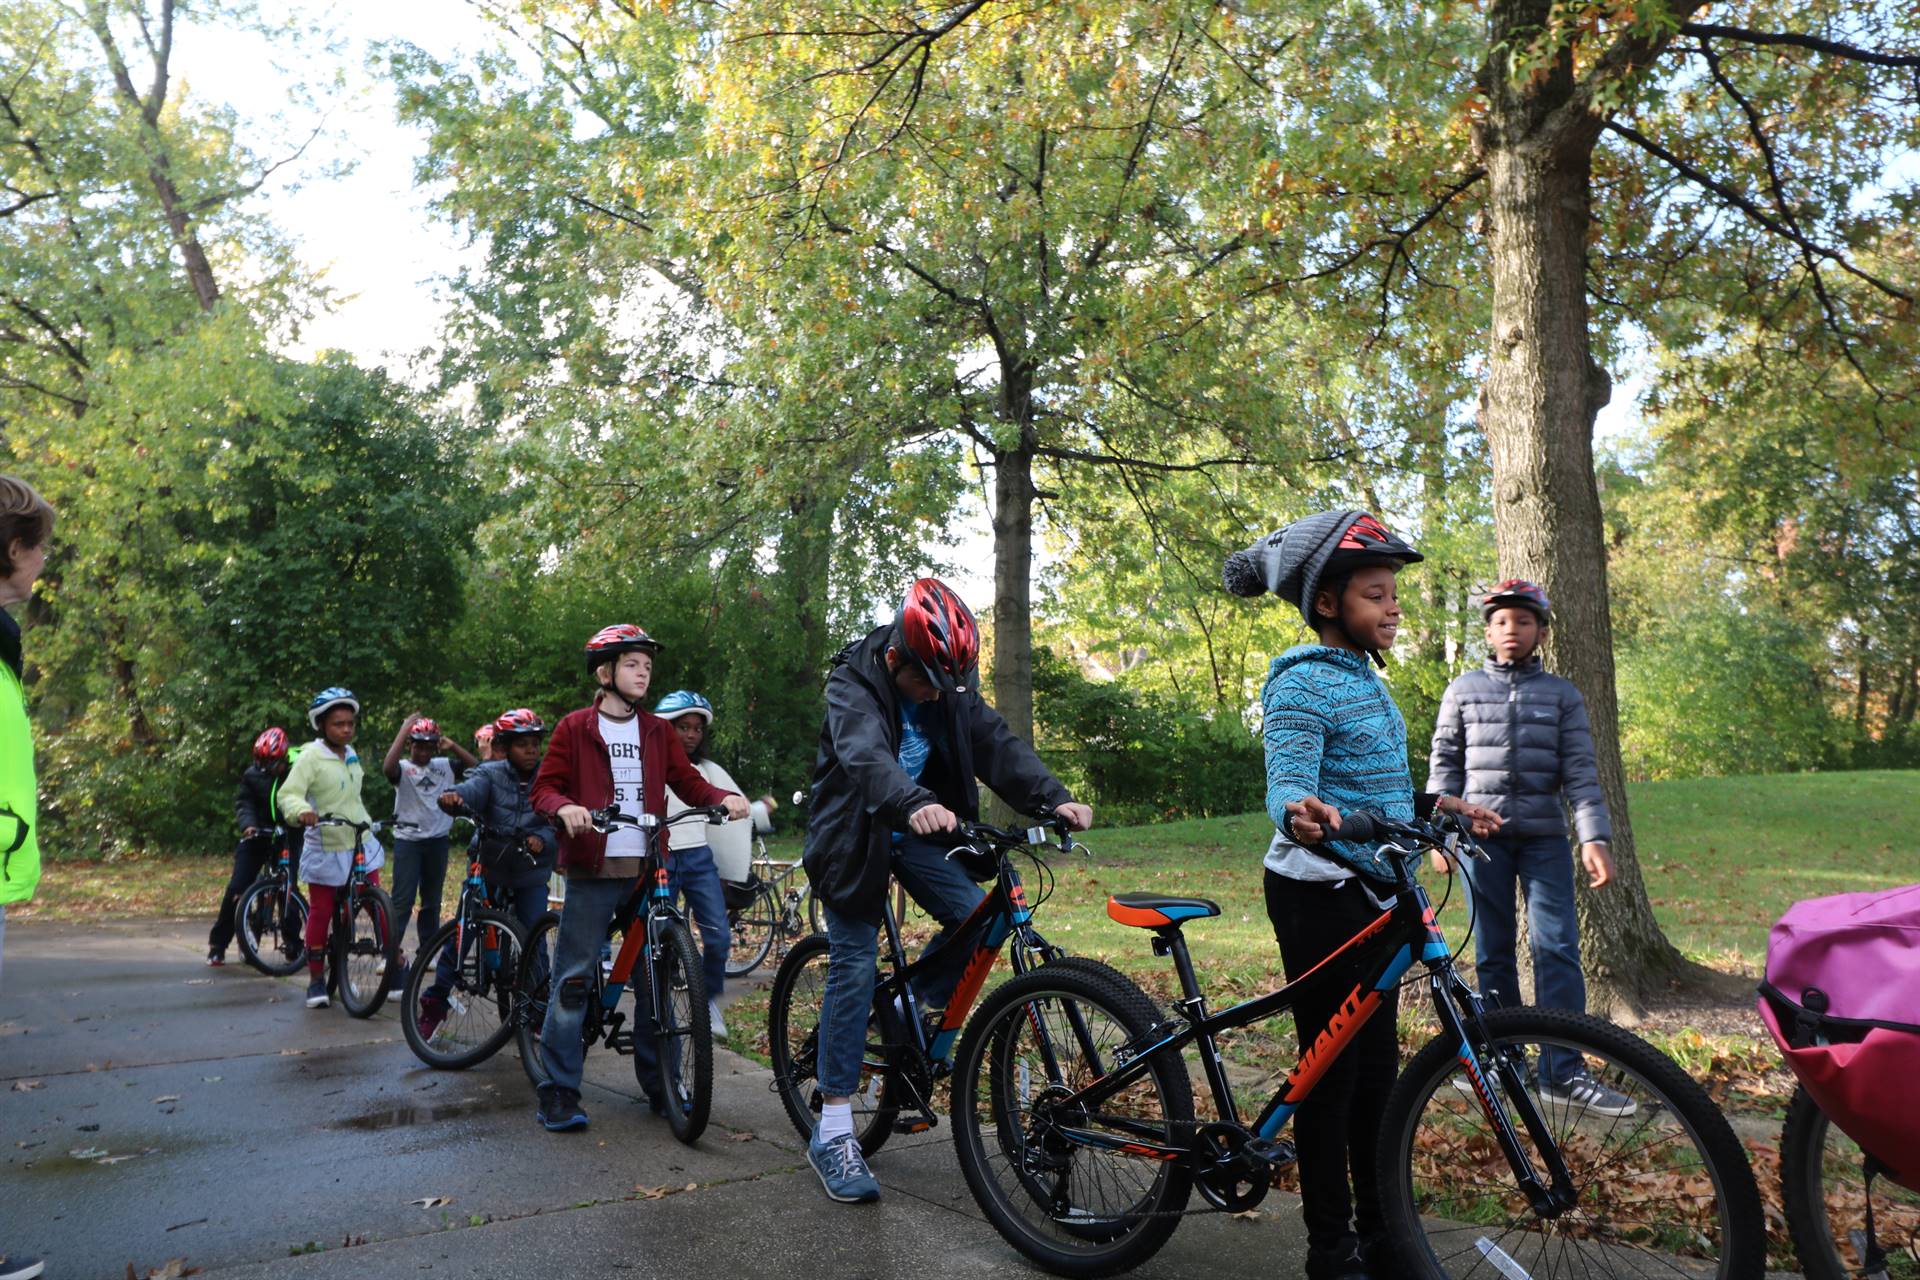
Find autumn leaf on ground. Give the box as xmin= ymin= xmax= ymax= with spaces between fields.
xmin=11 ymin=1080 xmax=42 ymax=1091
xmin=409 ymin=1196 xmax=452 ymax=1208
xmin=152 ymin=1095 xmax=181 ymax=1104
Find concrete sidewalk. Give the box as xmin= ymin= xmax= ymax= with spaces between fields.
xmin=0 ymin=920 xmax=1314 ymax=1279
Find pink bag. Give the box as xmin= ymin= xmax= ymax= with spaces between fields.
xmin=1759 ymin=883 xmax=1920 ymax=1188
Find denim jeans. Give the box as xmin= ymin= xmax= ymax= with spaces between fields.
xmin=814 ymin=836 xmax=986 ymax=1099
xmin=537 ymin=877 xmax=672 ymax=1102
xmin=209 ymin=834 xmax=283 ymax=954
xmin=1461 ymin=833 xmax=1586 ymax=1084
xmin=668 ymin=844 xmax=729 ymax=1000
xmin=388 ymin=835 xmax=451 ymax=952
xmin=425 ymin=877 xmax=548 ymax=1004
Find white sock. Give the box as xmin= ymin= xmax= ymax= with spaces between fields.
xmin=819 ymin=1101 xmax=854 ymax=1142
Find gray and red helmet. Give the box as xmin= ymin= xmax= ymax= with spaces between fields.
xmin=407 ymin=718 xmax=442 ymax=743
xmin=895 ymin=578 xmax=979 ymax=694
xmin=253 ymin=727 xmax=289 ymax=765
xmin=1480 ymin=579 xmax=1551 ymax=624
xmin=584 ymin=623 xmax=662 ymax=674
xmin=493 ymin=707 xmax=546 ymax=738
xmin=1223 ymin=509 xmax=1422 ymax=630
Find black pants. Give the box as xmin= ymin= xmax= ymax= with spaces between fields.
xmin=209 ymin=836 xmax=284 ymax=953
xmin=1265 ymin=871 xmax=1400 ymax=1262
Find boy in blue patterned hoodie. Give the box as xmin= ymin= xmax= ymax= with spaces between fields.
xmin=1224 ymin=510 xmax=1499 ymax=1280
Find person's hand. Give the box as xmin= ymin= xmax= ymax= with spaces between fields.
xmin=1055 ymin=802 xmax=1093 ymax=832
xmin=1429 ymin=849 xmax=1451 ymax=875
xmin=402 ymin=712 xmax=421 ymax=731
xmin=1437 ymin=795 xmax=1503 ymax=838
xmin=1284 ymin=796 xmax=1341 ymax=844
xmin=242 ymin=826 xmax=260 ymax=839
xmin=908 ymin=803 xmax=958 ymax=836
xmin=437 ymin=791 xmax=463 ymax=814
xmin=1581 ymin=841 xmax=1614 ymax=889
xmin=298 ymin=811 xmax=319 ymax=828
xmin=526 ymin=835 xmax=544 ymax=855
xmin=556 ymin=804 xmax=594 ymax=837
xmin=721 ymin=794 xmax=751 ymax=822
xmin=758 ymin=793 xmax=778 ymax=812
xmin=439 ymin=735 xmax=456 ymax=752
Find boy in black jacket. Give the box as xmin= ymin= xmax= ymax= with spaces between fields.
xmin=800 ymin=578 xmax=1091 ymax=1204
xmin=207 ymin=728 xmax=296 ymax=965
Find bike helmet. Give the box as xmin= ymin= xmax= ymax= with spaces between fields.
xmin=253 ymin=727 xmax=289 ymax=765
xmin=895 ymin=577 xmax=979 ymax=695
xmin=493 ymin=707 xmax=546 ymax=738
xmin=406 ymin=717 xmax=442 ymax=743
xmin=307 ymin=686 xmax=360 ymax=728
xmin=584 ymin=623 xmax=662 ymax=673
xmin=474 ymin=724 xmax=496 ymax=751
xmin=654 ymin=690 xmax=713 ymax=724
xmin=1479 ymin=578 xmax=1551 ymax=624
xmin=1223 ymin=509 xmax=1421 ymax=667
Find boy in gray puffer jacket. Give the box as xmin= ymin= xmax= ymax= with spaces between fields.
xmin=1428 ymin=579 xmax=1634 ymax=1116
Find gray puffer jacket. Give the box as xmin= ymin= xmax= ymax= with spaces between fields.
xmin=1426 ymin=655 xmax=1611 ymax=844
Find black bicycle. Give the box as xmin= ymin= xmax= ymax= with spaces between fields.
xmin=516 ymin=805 xmax=724 ymax=1145
xmin=234 ymin=824 xmax=308 ymax=976
xmin=311 ymin=816 xmax=396 ymax=1019
xmin=767 ymin=812 xmax=1095 ymax=1158
xmin=950 ymin=809 xmax=1765 ymax=1279
xmin=399 ymin=815 xmax=535 ymax=1070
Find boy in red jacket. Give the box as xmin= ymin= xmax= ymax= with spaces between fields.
xmin=529 ymin=623 xmax=748 ymax=1131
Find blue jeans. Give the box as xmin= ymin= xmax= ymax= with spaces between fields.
xmin=1461 ymin=833 xmax=1586 ymax=1085
xmin=425 ymin=877 xmax=548 ymax=1004
xmin=389 ymin=835 xmax=451 ymax=952
xmin=814 ymin=836 xmax=986 ymax=1099
xmin=537 ymin=877 xmax=672 ymax=1102
xmin=669 ymin=844 xmax=729 ymax=1001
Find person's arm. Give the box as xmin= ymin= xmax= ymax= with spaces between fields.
xmin=235 ymin=775 xmax=263 ymax=834
xmin=1426 ymin=680 xmax=1467 ymax=799
xmin=966 ymin=695 xmax=1073 ymax=816
xmin=1557 ymin=683 xmax=1612 ymax=846
xmin=530 ymin=723 xmax=575 ymax=817
xmin=277 ymin=749 xmax=318 ymax=825
xmin=661 ymin=729 xmax=748 ymax=818
xmin=444 ymin=769 xmax=491 ymax=814
xmin=823 ymin=669 xmax=937 ymax=830
xmin=383 ymin=714 xmax=418 ymax=783
xmin=443 ymin=738 xmax=478 ymax=775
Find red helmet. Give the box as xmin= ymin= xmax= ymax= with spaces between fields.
xmin=474 ymin=724 xmax=496 ymax=750
xmin=1480 ymin=578 xmax=1551 ymax=623
xmin=407 ymin=718 xmax=441 ymax=743
xmin=584 ymin=623 xmax=662 ymax=673
xmin=896 ymin=577 xmax=979 ymax=694
xmin=493 ymin=707 xmax=546 ymax=738
xmin=253 ymin=727 xmax=289 ymax=765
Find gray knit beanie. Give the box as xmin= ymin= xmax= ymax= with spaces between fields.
xmin=1222 ymin=509 xmax=1367 ymax=630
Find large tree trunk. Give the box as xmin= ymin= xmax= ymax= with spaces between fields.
xmin=1477 ymin=46 xmax=1703 ymax=1016
xmin=991 ymin=432 xmax=1036 ymax=744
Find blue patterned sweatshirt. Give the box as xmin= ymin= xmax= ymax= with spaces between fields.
xmin=1262 ymin=645 xmax=1416 ymax=882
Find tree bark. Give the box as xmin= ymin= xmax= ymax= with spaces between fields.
xmin=991 ymin=433 xmax=1036 ymax=744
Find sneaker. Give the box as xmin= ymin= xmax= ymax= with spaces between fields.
xmin=305 ymin=977 xmax=330 ymax=1009
xmin=537 ymin=1084 xmax=588 ymax=1132
xmin=417 ymin=996 xmax=448 ymax=1042
xmin=806 ymin=1129 xmax=881 ymax=1204
xmin=0 ymin=1255 xmax=47 ymax=1280
xmin=1537 ymin=1068 xmax=1637 ymax=1118
xmin=206 ymin=948 xmax=226 ymax=967
xmin=709 ymin=998 xmax=727 ymax=1042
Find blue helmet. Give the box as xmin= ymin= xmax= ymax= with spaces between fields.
xmin=307 ymin=686 xmax=360 ymax=729
xmin=653 ymin=690 xmax=713 ymax=724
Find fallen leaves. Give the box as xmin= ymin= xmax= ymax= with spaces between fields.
xmin=127 ymin=1260 xmax=201 ymax=1279
xmin=152 ymin=1095 xmax=180 ymax=1104
xmin=409 ymin=1196 xmax=453 ymax=1208
xmin=10 ymin=1079 xmax=43 ymax=1091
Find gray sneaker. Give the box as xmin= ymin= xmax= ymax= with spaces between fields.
xmin=0 ymin=1255 xmax=46 ymax=1280
xmin=1537 ymin=1069 xmax=1637 ymax=1118
xmin=807 ymin=1129 xmax=881 ymax=1203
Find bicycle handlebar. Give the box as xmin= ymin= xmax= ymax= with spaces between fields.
xmin=1337 ymin=809 xmax=1488 ymax=863
xmin=587 ymin=804 xmax=726 ymax=835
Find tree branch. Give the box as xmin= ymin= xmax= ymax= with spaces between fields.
xmin=1680 ymin=22 xmax=1920 ymax=68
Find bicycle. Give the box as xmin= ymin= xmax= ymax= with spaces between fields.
xmin=234 ymin=824 xmax=309 ymax=976
xmin=515 ymin=805 xmax=725 ymax=1145
xmin=722 ymin=838 xmax=822 ymax=978
xmin=950 ymin=809 xmax=1765 ymax=1279
xmin=311 ymin=816 xmax=396 ymax=1019
xmin=767 ymin=811 xmax=1094 ymax=1159
xmin=399 ymin=815 xmax=535 ymax=1070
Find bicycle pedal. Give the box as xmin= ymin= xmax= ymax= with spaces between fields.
xmin=893 ymin=1115 xmax=938 ymax=1135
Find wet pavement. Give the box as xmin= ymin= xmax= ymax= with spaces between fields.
xmin=0 ymin=919 xmax=1317 ymax=1279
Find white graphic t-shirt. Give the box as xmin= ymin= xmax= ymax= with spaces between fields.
xmin=598 ymin=712 xmax=645 ymax=875
xmin=393 ymin=758 xmax=457 ymax=841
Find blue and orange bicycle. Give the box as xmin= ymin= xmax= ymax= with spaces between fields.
xmin=950 ymin=810 xmax=1766 ymax=1279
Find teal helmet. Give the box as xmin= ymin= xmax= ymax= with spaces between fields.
xmin=653 ymin=690 xmax=713 ymax=724
xmin=307 ymin=686 xmax=360 ymax=728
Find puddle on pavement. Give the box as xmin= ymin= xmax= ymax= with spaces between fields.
xmin=333 ymin=1094 xmax=521 ymax=1131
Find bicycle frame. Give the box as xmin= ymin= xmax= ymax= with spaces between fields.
xmin=590 ymin=807 xmax=722 ymax=1046
xmin=1032 ymin=862 xmax=1579 ymax=1218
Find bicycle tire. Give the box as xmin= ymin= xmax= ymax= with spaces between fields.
xmin=767 ymin=932 xmax=899 ymax=1156
xmin=1378 ymin=1005 xmax=1766 ymax=1279
xmin=725 ymin=881 xmax=778 ymax=978
xmin=951 ymin=959 xmax=1194 ymax=1278
xmin=647 ymin=918 xmax=711 ymax=1144
xmin=333 ymin=885 xmax=395 ymax=1019
xmin=401 ymin=908 xmax=527 ymax=1070
xmin=1780 ymin=1083 xmax=1920 ymax=1280
xmin=515 ymin=911 xmax=566 ymax=1090
xmin=236 ymin=878 xmax=308 ymax=976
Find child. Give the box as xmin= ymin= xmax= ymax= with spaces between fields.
xmin=655 ymin=689 xmax=777 ymax=1042
xmin=529 ymin=625 xmax=748 ymax=1131
xmin=207 ymin=727 xmax=296 ymax=965
xmin=383 ymin=713 xmax=478 ymax=994
xmin=1427 ymin=579 xmax=1628 ymax=1115
xmin=1224 ymin=510 xmax=1497 ymax=1280
xmin=422 ymin=708 xmax=557 ymax=1041
xmin=277 ymin=687 xmax=384 ymax=1009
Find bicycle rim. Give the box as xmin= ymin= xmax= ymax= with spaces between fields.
xmin=767 ymin=933 xmax=897 ymax=1156
xmin=336 ymin=888 xmax=393 ymax=1018
xmin=515 ymin=912 xmax=561 ymax=1089
xmin=240 ymin=883 xmax=307 ymax=976
xmin=1382 ymin=1006 xmax=1764 ymax=1279
xmin=405 ymin=911 xmax=525 ymax=1070
xmin=1782 ymin=1085 xmax=1920 ymax=1280
xmin=725 ymin=884 xmax=778 ymax=978
xmin=651 ymin=920 xmax=711 ymax=1144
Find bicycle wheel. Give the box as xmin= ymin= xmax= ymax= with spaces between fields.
xmin=237 ymin=879 xmax=307 ymax=976
xmin=951 ymin=959 xmax=1194 ymax=1278
xmin=1379 ymin=1005 xmax=1765 ymax=1279
xmin=767 ymin=933 xmax=898 ymax=1156
xmin=646 ymin=918 xmax=711 ymax=1144
xmin=402 ymin=909 xmax=527 ymax=1070
xmin=1781 ymin=1083 xmax=1920 ymax=1280
xmin=725 ymin=881 xmax=778 ymax=978
xmin=333 ymin=886 xmax=395 ymax=1018
xmin=515 ymin=911 xmax=563 ymax=1089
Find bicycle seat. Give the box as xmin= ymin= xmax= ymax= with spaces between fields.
xmin=1107 ymin=893 xmax=1221 ymax=929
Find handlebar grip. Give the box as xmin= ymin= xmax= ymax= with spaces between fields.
xmin=1333 ymin=809 xmax=1379 ymax=845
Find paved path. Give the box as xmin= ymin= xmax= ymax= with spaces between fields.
xmin=0 ymin=920 xmax=1313 ymax=1279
